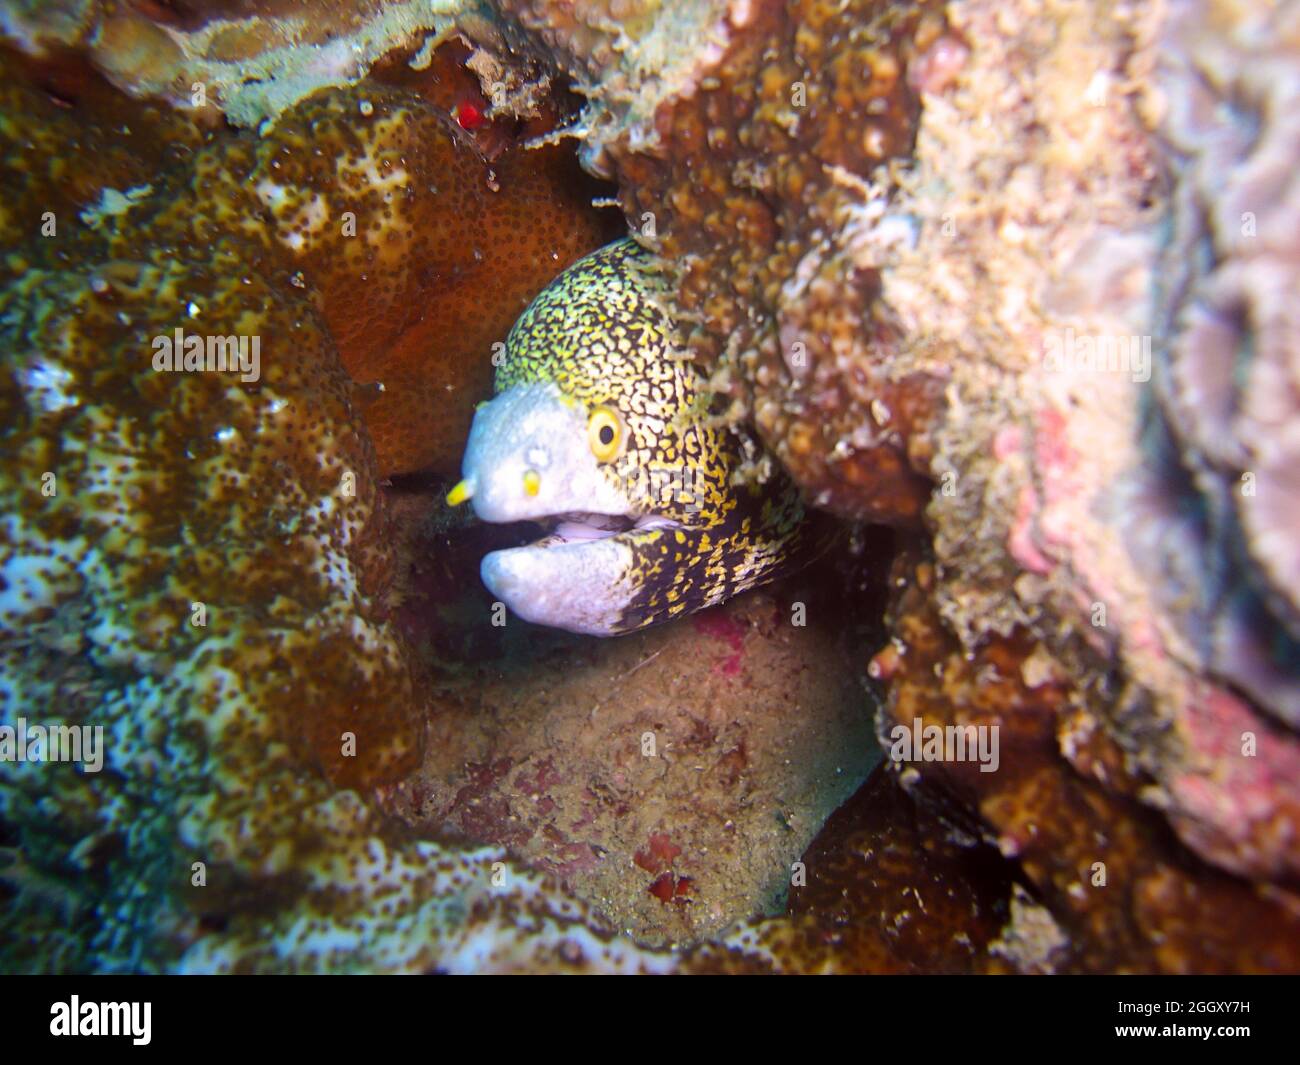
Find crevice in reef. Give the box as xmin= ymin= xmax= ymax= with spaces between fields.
xmin=386 ymin=487 xmax=900 ymax=945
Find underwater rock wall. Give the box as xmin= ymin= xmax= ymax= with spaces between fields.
xmin=399 ymin=586 xmax=878 ymax=948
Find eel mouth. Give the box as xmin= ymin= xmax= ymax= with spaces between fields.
xmin=532 ymin=511 xmax=678 ymax=545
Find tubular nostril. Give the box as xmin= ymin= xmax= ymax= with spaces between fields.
xmin=445 ymin=477 xmax=475 ymax=506
xmin=523 ymin=469 xmax=541 ymax=496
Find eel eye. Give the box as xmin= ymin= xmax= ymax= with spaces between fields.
xmin=587 ymin=405 xmax=623 ymax=463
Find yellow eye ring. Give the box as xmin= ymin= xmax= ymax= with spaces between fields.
xmin=587 ymin=405 xmax=623 ymax=463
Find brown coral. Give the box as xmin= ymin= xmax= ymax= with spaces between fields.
xmin=250 ymin=81 xmax=618 ymax=476
xmin=868 ymin=551 xmax=1300 ymax=973
xmin=495 ymin=0 xmax=947 ymax=523
xmin=486 ymin=0 xmax=1300 ymax=970
xmin=0 ymin=44 xmax=202 ymax=278
xmin=780 ymin=765 xmax=1017 ymax=973
xmin=0 ymin=48 xmax=639 ymax=973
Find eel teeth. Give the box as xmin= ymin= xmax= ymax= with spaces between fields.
xmin=540 ymin=511 xmax=681 ymax=544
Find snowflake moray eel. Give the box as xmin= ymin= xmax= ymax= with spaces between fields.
xmin=447 ymin=238 xmax=810 ymax=636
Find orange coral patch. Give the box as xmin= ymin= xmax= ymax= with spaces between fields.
xmin=254 ymin=81 xmax=619 ymax=478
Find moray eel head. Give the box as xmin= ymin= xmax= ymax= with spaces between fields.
xmin=447 ymin=239 xmax=806 ymax=636
xmin=452 ymin=378 xmax=676 ymax=635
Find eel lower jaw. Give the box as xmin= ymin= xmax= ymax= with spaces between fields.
xmin=479 ymin=511 xmax=685 ymax=634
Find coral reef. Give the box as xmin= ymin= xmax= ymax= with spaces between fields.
xmin=0 ymin=44 xmax=648 ymax=973
xmin=486 ymin=0 xmax=1300 ymax=967
xmin=252 ymin=81 xmax=617 ymax=476
xmin=872 ymin=552 xmax=1300 ymax=972
xmin=1 ymin=57 xmax=420 ymax=968
xmin=2 ymin=0 xmax=1298 ymax=975
xmin=873 ymin=0 xmax=1300 ymax=889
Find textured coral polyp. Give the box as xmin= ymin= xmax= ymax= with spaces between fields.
xmin=0 ymin=45 xmax=202 ymax=278
xmin=1153 ymin=0 xmax=1300 ymax=727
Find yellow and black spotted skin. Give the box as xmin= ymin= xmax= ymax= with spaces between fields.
xmin=447 ymin=238 xmax=807 ymax=636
